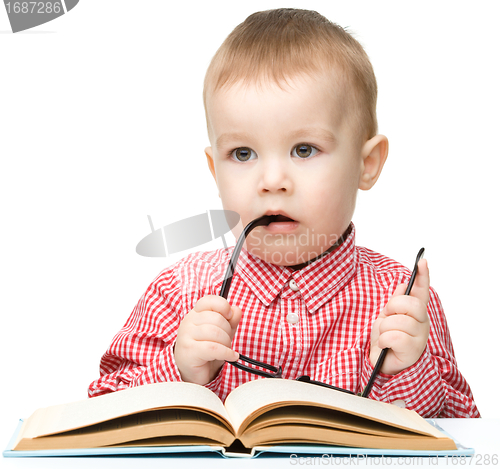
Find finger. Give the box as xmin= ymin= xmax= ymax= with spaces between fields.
xmin=194 ymin=295 xmax=232 ymax=319
xmin=370 ymin=316 xmax=382 ymax=345
xmin=377 ymin=329 xmax=412 ymax=351
xmin=378 ymin=314 xmax=420 ymax=337
xmin=191 ymin=311 xmax=232 ymax=336
xmin=192 ymin=323 xmax=233 ymax=348
xmin=383 ymin=295 xmax=429 ymax=323
xmin=198 ymin=341 xmax=239 ymax=362
xmin=409 ymin=259 xmax=430 ymax=305
xmin=393 ymin=283 xmax=409 ymax=298
xmin=228 ymin=306 xmax=242 ymax=335
xmin=377 ymin=283 xmax=407 ymax=319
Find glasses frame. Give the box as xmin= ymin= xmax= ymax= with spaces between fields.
xmin=220 ymin=214 xmax=423 ymax=398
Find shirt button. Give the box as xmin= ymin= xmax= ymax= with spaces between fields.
xmin=289 ymin=279 xmax=299 ymax=291
xmin=287 ymin=312 xmax=300 ymax=324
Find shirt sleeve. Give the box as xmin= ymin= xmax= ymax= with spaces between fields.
xmin=360 ymin=287 xmax=480 ymax=418
xmin=87 ymin=267 xmax=186 ymax=397
xmin=87 ymin=252 xmax=231 ymax=399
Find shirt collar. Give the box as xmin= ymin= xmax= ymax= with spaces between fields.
xmin=235 ymin=223 xmax=358 ymax=313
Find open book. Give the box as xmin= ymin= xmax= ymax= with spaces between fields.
xmin=10 ymin=378 xmax=457 ymax=454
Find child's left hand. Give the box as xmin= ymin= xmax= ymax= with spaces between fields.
xmin=369 ymin=259 xmax=431 ymax=376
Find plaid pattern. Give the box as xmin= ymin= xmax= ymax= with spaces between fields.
xmin=88 ymin=225 xmax=480 ymax=418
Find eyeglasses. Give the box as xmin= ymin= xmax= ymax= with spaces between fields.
xmin=220 ymin=215 xmax=423 ymax=398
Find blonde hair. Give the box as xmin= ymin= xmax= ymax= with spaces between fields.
xmin=203 ymin=8 xmax=378 ymax=142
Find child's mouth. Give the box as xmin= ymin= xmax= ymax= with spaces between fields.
xmin=273 ymin=215 xmax=295 ymax=223
xmin=264 ymin=214 xmax=299 ymax=232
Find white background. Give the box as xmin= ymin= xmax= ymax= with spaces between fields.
xmin=1 ymin=0 xmax=499 ymax=454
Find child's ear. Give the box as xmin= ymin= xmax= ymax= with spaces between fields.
xmin=359 ymin=135 xmax=389 ymax=190
xmin=205 ymin=146 xmax=217 ymax=182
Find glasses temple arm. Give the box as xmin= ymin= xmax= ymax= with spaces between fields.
xmin=219 ymin=215 xmax=277 ymax=299
xmin=235 ymin=353 xmax=281 ymax=373
xmin=362 ymin=247 xmax=425 ymax=398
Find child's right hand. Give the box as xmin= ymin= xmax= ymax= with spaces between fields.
xmin=174 ymin=295 xmax=242 ymax=385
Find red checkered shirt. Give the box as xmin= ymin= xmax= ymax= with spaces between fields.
xmin=88 ymin=225 xmax=480 ymax=418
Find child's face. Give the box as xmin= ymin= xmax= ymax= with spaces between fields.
xmin=205 ymin=73 xmax=385 ymax=266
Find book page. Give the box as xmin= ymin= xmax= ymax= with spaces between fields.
xmin=224 ymin=378 xmax=445 ymax=438
xmin=239 ymin=424 xmax=457 ymax=451
xmin=244 ymin=406 xmax=422 ymax=438
xmin=22 ymin=382 xmax=232 ymax=439
xmin=15 ymin=408 xmax=235 ymax=450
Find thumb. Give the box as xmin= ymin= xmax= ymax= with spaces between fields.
xmin=411 ymin=258 xmax=430 ymax=305
xmin=228 ymin=305 xmax=242 ymax=337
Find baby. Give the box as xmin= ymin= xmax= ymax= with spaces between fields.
xmin=88 ymin=8 xmax=479 ymax=418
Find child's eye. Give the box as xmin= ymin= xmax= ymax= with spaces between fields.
xmin=231 ymin=147 xmax=257 ymax=162
xmin=292 ymin=144 xmax=319 ymax=159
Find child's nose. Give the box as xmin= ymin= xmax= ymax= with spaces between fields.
xmin=257 ymin=158 xmax=293 ymax=194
